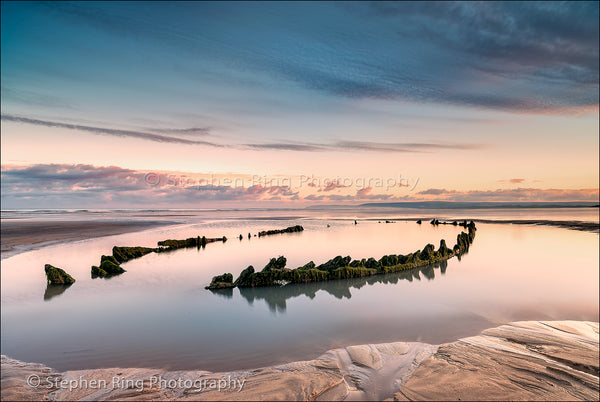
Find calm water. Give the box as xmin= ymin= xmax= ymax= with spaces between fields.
xmin=1 ymin=208 xmax=598 ymax=372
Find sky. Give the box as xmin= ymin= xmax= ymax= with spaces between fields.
xmin=1 ymin=1 xmax=598 ymax=208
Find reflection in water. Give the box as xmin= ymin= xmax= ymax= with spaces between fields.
xmin=210 ymin=288 xmax=233 ymax=299
xmin=43 ymin=283 xmax=73 ymax=301
xmin=229 ymin=260 xmax=448 ymax=313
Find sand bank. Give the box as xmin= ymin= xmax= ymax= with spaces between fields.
xmin=1 ymin=220 xmax=175 ymax=260
xmin=2 ymin=320 xmax=597 ymax=401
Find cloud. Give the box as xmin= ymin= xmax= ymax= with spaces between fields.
xmin=245 ymin=140 xmax=483 ymax=153
xmin=24 ymin=2 xmax=598 ymax=114
xmin=356 ymin=187 xmax=372 ymax=196
xmin=498 ymin=178 xmax=526 ymax=184
xmin=417 ymin=188 xmax=454 ymax=196
xmin=1 ymin=115 xmax=222 ymax=146
xmin=2 ymin=113 xmax=483 ymax=152
xmin=332 ymin=141 xmax=484 ymax=152
xmin=2 ymin=164 xmax=597 ymax=208
xmin=147 ymin=127 xmax=211 ymax=136
xmin=244 ymin=143 xmax=327 ymax=152
xmin=321 ymin=180 xmax=350 ymax=192
xmin=0 ymin=164 xmax=299 ymax=208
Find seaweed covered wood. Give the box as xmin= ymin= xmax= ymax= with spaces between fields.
xmin=258 ymin=225 xmax=304 ymax=237
xmin=44 ymin=264 xmax=76 ymax=285
xmin=209 ymin=222 xmax=478 ymax=289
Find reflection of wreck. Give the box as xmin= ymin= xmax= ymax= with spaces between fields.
xmin=231 ymin=259 xmax=448 ymax=313
xmin=43 ymin=283 xmax=73 ymax=301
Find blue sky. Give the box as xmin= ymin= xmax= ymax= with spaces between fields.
xmin=1 ymin=1 xmax=598 ymax=207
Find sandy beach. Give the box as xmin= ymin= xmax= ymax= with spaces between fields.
xmin=1 ymin=320 xmax=597 ymax=401
xmin=0 ymin=220 xmax=175 ymax=260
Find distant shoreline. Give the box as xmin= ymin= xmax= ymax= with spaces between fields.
xmin=356 ymin=218 xmax=600 ymax=234
xmin=356 ymin=201 xmax=600 ymax=209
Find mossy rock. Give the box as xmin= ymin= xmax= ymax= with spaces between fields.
xmin=91 ymin=265 xmax=108 ymax=278
xmin=316 ymin=255 xmax=351 ymax=272
xmin=263 ymin=256 xmax=287 ymax=272
xmin=112 ymin=246 xmax=155 ymax=263
xmin=99 ymin=259 xmax=126 ymax=274
xmin=206 ymin=273 xmax=235 ymax=289
xmin=298 ymin=261 xmax=316 ymax=270
xmin=419 ymin=244 xmax=436 ymax=261
xmin=438 ymin=239 xmax=451 ymax=257
xmin=44 ymin=264 xmax=76 ymax=285
xmin=258 ymin=225 xmax=304 ymax=237
xmin=100 ymin=255 xmax=119 ymax=265
xmin=233 ymin=265 xmax=255 ymax=287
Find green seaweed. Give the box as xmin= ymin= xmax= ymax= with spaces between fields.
xmin=112 ymin=246 xmax=156 ymax=263
xmin=205 ymin=273 xmax=235 ymax=289
xmin=44 ymin=264 xmax=76 ymax=285
xmin=258 ymin=225 xmax=304 ymax=237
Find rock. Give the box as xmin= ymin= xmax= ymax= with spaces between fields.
xmin=233 ymin=266 xmax=255 ymax=287
xmin=416 ymin=220 xmax=422 ymax=224
xmin=44 ymin=264 xmax=75 ymax=285
xmin=298 ymin=261 xmax=316 ymax=270
xmin=112 ymin=246 xmax=155 ymax=263
xmin=205 ymin=273 xmax=234 ymax=290
xmin=91 ymin=265 xmax=107 ymax=278
xmin=262 ymin=256 xmax=287 ymax=271
xmin=438 ymin=239 xmax=450 ymax=257
xmin=258 ymin=225 xmax=304 ymax=237
xmin=418 ymin=243 xmax=436 ymax=261
xmin=316 ymin=255 xmax=352 ymax=272
xmin=99 ymin=258 xmax=126 ymax=275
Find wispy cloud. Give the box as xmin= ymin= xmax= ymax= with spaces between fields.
xmin=498 ymin=178 xmax=526 ymax=184
xmin=245 ymin=140 xmax=483 ymax=153
xmin=3 ymin=114 xmax=483 ymax=153
xmin=147 ymin=127 xmax=211 ymax=136
xmin=0 ymin=115 xmax=222 ymax=146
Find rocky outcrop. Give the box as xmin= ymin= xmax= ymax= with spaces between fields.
xmin=91 ymin=255 xmax=126 ymax=278
xmin=212 ymin=223 xmax=477 ymax=289
xmin=44 ymin=264 xmax=75 ymax=285
xmin=205 ymin=273 xmax=234 ymax=290
xmin=2 ymin=321 xmax=597 ymax=401
xmin=257 ymin=225 xmax=304 ymax=237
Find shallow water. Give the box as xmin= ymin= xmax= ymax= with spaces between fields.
xmin=1 ymin=210 xmax=598 ymax=372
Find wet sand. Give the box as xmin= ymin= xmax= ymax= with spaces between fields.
xmin=365 ymin=218 xmax=599 ymax=233
xmin=472 ymin=219 xmax=600 ymax=234
xmin=2 ymin=321 xmax=597 ymax=401
xmin=1 ymin=220 xmax=175 ymax=260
